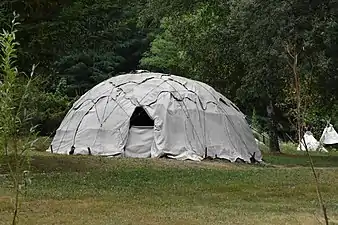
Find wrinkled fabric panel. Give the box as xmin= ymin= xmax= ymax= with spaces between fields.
xmin=151 ymin=93 xmax=204 ymax=160
xmin=125 ymin=126 xmax=153 ymax=158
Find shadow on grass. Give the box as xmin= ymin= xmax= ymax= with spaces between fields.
xmin=1 ymin=150 xmax=338 ymax=174
xmin=263 ymin=152 xmax=338 ymax=167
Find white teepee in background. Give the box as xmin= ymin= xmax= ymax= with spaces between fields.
xmin=297 ymin=131 xmax=328 ymax=153
xmin=320 ymin=124 xmax=338 ymax=145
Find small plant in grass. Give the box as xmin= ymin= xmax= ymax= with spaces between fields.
xmin=0 ymin=12 xmax=38 ymax=225
xmin=280 ymin=142 xmax=297 ymax=153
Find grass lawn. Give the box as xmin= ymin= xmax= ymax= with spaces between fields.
xmin=1 ymin=150 xmax=338 ymax=225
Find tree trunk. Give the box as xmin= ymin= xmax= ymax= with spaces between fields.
xmin=267 ymin=101 xmax=281 ymax=153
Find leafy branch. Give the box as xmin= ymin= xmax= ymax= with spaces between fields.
xmin=0 ymin=12 xmax=38 ymax=225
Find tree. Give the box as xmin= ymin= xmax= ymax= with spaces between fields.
xmin=1 ymin=0 xmax=152 ymax=134
xmin=141 ymin=2 xmax=243 ymax=97
xmin=140 ymin=21 xmax=188 ymax=75
xmin=227 ymin=0 xmax=338 ymax=146
xmin=141 ymin=0 xmax=338 ymax=148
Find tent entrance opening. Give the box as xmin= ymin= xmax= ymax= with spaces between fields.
xmin=125 ymin=106 xmax=154 ymax=158
xmin=129 ymin=106 xmax=154 ymax=127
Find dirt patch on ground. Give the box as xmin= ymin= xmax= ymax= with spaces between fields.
xmin=21 ymin=153 xmax=252 ymax=173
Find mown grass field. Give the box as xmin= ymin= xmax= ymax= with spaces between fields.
xmin=1 ymin=146 xmax=338 ymax=225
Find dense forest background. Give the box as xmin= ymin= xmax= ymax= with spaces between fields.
xmin=1 ymin=0 xmax=337 ymax=142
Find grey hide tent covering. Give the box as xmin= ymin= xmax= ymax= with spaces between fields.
xmin=49 ymin=71 xmax=262 ymax=163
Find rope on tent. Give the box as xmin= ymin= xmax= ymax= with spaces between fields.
xmin=122 ymin=83 xmax=209 ymax=157
xmin=164 ymin=80 xmax=206 ymax=155
xmin=114 ymin=75 xmax=207 ymax=153
xmin=166 ymin=78 xmax=209 ymax=111
xmin=54 ymin=96 xmax=106 ymax=152
xmin=53 ymin=86 xmax=112 ymax=152
xmin=166 ymin=78 xmax=252 ymax=158
xmin=53 ymin=101 xmax=90 ymax=152
xmin=249 ymin=125 xmax=270 ymax=144
xmin=101 ymin=77 xmax=165 ymax=125
xmin=139 ymin=80 xmax=251 ymax=159
xmin=90 ymin=85 xmax=123 ymax=151
xmin=54 ymin=74 xmax=190 ymax=153
xmin=69 ymin=94 xmax=127 ymax=153
xmin=89 ymin=81 xmax=139 ymax=151
xmin=104 ymin=76 xmax=210 ymax=125
xmin=138 ymin=80 xmax=167 ymax=105
xmin=193 ymin=82 xmax=256 ymax=160
xmin=71 ymin=96 xmax=111 ymax=146
xmin=113 ymin=76 xmax=156 ymax=88
xmin=111 ymin=79 xmax=168 ymax=148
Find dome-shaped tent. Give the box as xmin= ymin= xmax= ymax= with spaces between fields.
xmin=49 ymin=72 xmax=262 ymax=162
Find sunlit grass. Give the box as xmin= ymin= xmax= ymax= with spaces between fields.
xmin=1 ymin=151 xmax=338 ymax=224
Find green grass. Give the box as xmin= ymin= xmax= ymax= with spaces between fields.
xmin=257 ymin=141 xmax=338 ymax=167
xmin=263 ymin=151 xmax=338 ymax=167
xmin=1 ymin=151 xmax=338 ymax=224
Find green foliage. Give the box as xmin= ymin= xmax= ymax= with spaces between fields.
xmin=41 ymin=0 xmax=148 ymax=96
xmin=140 ymin=0 xmax=338 ymax=142
xmin=280 ymin=142 xmax=298 ymax=154
xmin=0 ymin=12 xmax=29 ymax=153
xmin=0 ymin=0 xmax=337 ymax=143
xmin=140 ymin=20 xmax=190 ymax=75
xmin=1 ymin=0 xmax=149 ymax=86
xmin=0 ymin=12 xmax=37 ymax=225
xmin=0 ymin=0 xmax=151 ymax=134
xmin=141 ymin=2 xmax=242 ymax=97
xmin=52 ymin=0 xmax=147 ymax=83
xmin=31 ymin=92 xmax=71 ymax=135
xmin=251 ymin=109 xmax=262 ymax=132
xmin=54 ymin=52 xmax=124 ymax=97
xmin=332 ymin=104 xmax=338 ymax=129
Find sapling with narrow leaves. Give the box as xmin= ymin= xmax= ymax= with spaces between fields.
xmin=0 ymin=12 xmax=39 ymax=225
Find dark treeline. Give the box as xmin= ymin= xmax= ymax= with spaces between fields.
xmin=1 ymin=0 xmax=337 ymax=142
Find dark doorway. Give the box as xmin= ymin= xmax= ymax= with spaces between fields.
xmin=129 ymin=106 xmax=154 ymax=127
xmin=125 ymin=106 xmax=154 ymax=158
